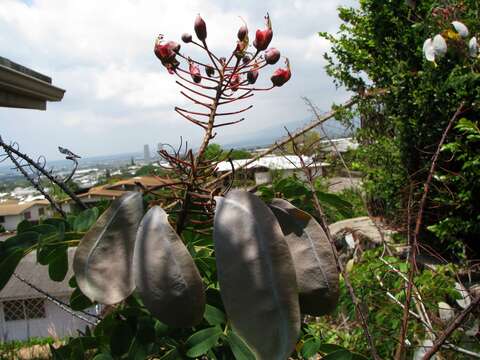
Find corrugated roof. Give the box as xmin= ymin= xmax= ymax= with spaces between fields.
xmin=0 ymin=200 xmax=50 ymax=217
xmin=0 ymin=248 xmax=75 ymax=300
xmin=215 ymin=156 xmax=328 ymax=172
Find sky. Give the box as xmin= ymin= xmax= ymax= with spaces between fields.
xmin=0 ymin=0 xmax=356 ymax=161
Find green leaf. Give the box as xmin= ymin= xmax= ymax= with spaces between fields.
xmin=316 ymin=191 xmax=353 ymax=218
xmin=17 ymin=219 xmax=33 ymax=233
xmin=185 ymin=326 xmax=222 ymax=358
xmin=225 ymin=330 xmax=256 ymax=360
xmin=301 ymin=338 xmax=321 ymax=358
xmin=29 ymin=224 xmax=58 ymax=236
xmin=0 ymin=249 xmax=24 ymax=290
xmin=73 ymin=207 xmax=99 ymax=232
xmin=319 ymin=344 xmax=347 ymax=353
xmin=44 ymin=218 xmax=70 ymax=231
xmin=159 ymin=349 xmax=181 ymax=360
xmin=70 ymin=287 xmax=94 ymax=311
xmin=48 ymin=246 xmax=69 ymax=281
xmin=322 ymin=349 xmax=353 ymax=359
xmin=110 ymin=321 xmax=134 ymax=356
xmin=93 ymin=354 xmax=114 ymax=360
xmin=204 ymin=304 xmax=226 ymax=325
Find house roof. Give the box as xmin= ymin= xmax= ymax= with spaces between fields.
xmin=72 ymin=176 xmax=174 ymax=202
xmin=108 ymin=176 xmax=173 ymax=189
xmin=0 ymin=200 xmax=50 ymax=217
xmin=215 ymin=155 xmax=329 ymax=172
xmin=0 ymin=56 xmax=65 ymax=110
xmin=0 ymin=248 xmax=75 ymax=300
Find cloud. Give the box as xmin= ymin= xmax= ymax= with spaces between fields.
xmin=0 ymin=0 xmax=354 ymax=159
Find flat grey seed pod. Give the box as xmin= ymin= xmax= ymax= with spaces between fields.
xmin=214 ymin=190 xmax=300 ymax=360
xmin=133 ymin=206 xmax=205 ymax=327
xmin=73 ymin=192 xmax=143 ymax=304
xmin=269 ymin=198 xmax=339 ymax=316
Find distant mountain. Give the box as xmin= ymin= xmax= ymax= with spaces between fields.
xmin=221 ymin=117 xmax=358 ymax=149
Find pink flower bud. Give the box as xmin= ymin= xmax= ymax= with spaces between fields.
xmin=154 ymin=35 xmax=175 ymax=61
xmin=194 ymin=14 xmax=207 ymax=41
xmin=181 ymin=33 xmax=192 ymax=43
xmin=230 ymin=73 xmax=241 ymax=91
xmin=264 ymin=48 xmax=280 ymax=64
xmin=253 ymin=14 xmax=273 ymax=51
xmin=205 ymin=65 xmax=215 ymax=77
xmin=247 ymin=61 xmax=259 ymax=84
xmin=166 ymin=41 xmax=180 ymax=53
xmin=271 ymin=58 xmax=291 ymax=87
xmin=238 ymin=24 xmax=248 ymax=41
xmin=189 ymin=60 xmax=202 ymax=83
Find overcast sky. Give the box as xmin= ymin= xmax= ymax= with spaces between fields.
xmin=0 ymin=0 xmax=356 ymax=161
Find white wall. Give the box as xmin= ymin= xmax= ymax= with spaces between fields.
xmin=0 ymin=204 xmax=51 ymax=232
xmin=1 ymin=214 xmax=23 ymax=232
xmin=0 ymin=296 xmax=96 ymax=342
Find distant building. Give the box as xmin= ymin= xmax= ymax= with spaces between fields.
xmin=215 ymin=155 xmax=329 ymax=185
xmin=143 ymin=144 xmax=151 ymax=163
xmin=0 ymin=249 xmax=98 ymax=341
xmin=0 ymin=200 xmax=52 ymax=232
xmin=61 ymin=176 xmax=173 ymax=212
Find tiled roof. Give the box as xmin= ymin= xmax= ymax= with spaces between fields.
xmin=0 ymin=200 xmax=50 ymax=217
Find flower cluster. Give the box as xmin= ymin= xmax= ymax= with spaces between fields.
xmin=154 ymin=13 xmax=291 ymax=90
xmin=423 ymin=21 xmax=478 ymax=63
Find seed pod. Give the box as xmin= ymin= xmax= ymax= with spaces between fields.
xmin=271 ymin=58 xmax=291 ymax=87
xmin=269 ymin=198 xmax=339 ymax=316
xmin=181 ymin=33 xmax=193 ymax=43
xmin=247 ymin=61 xmax=259 ymax=84
xmin=265 ymin=48 xmax=280 ymax=64
xmin=205 ymin=65 xmax=215 ymax=77
xmin=73 ymin=192 xmax=143 ymax=304
xmin=253 ymin=13 xmax=273 ymax=51
xmin=189 ymin=60 xmax=202 ymax=84
xmin=247 ymin=70 xmax=258 ymax=84
xmin=194 ymin=14 xmax=207 ymax=41
xmin=133 ymin=206 xmax=205 ymax=327
xmin=214 ymin=190 xmax=300 ymax=360
xmin=238 ymin=24 xmax=248 ymax=41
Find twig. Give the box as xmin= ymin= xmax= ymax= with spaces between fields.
xmin=395 ymin=102 xmax=466 ymax=359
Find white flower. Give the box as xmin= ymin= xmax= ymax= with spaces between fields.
xmin=468 ymin=37 xmax=478 ymax=58
xmin=423 ymin=38 xmax=435 ymax=62
xmin=452 ymin=21 xmax=469 ymax=38
xmin=433 ymin=34 xmax=447 ymax=57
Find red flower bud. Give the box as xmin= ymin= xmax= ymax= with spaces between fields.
xmin=205 ymin=65 xmax=215 ymax=77
xmin=238 ymin=24 xmax=248 ymax=41
xmin=230 ymin=73 xmax=241 ymax=91
xmin=194 ymin=14 xmax=207 ymax=41
xmin=189 ymin=60 xmax=202 ymax=83
xmin=271 ymin=58 xmax=291 ymax=87
xmin=166 ymin=41 xmax=180 ymax=54
xmin=264 ymin=48 xmax=280 ymax=64
xmin=253 ymin=14 xmax=273 ymax=51
xmin=181 ymin=33 xmax=192 ymax=43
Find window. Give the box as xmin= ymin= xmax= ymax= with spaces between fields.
xmin=38 ymin=208 xmax=45 ymax=216
xmin=2 ymin=298 xmax=46 ymax=322
xmin=0 ymin=215 xmax=4 ymax=223
xmin=24 ymin=211 xmax=31 ymax=220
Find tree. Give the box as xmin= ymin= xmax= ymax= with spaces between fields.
xmin=321 ymin=0 xmax=480 ymax=257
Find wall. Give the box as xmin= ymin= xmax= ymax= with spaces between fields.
xmin=0 ymin=296 xmax=96 ymax=342
xmin=1 ymin=214 xmax=23 ymax=232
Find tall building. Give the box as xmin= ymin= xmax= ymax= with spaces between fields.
xmin=143 ymin=144 xmax=151 ymax=163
